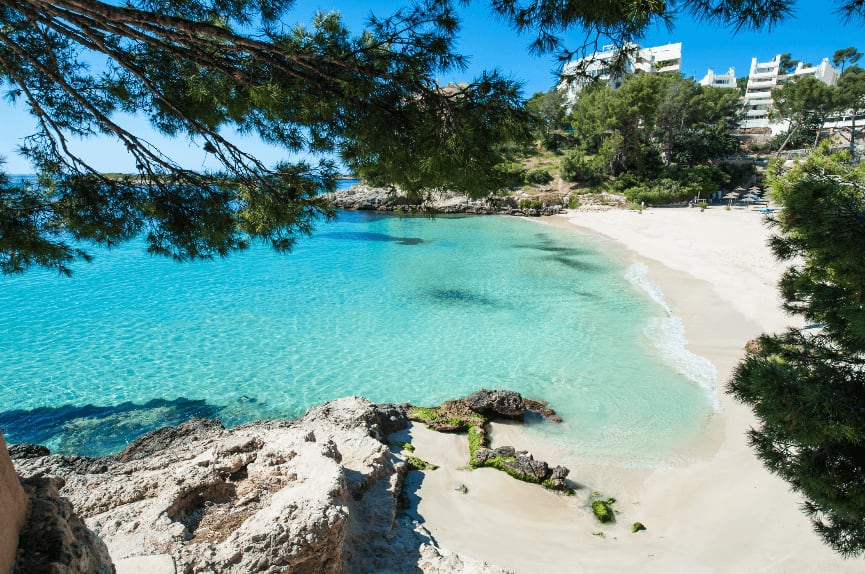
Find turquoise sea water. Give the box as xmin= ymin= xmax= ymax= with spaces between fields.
xmin=0 ymin=192 xmax=716 ymax=463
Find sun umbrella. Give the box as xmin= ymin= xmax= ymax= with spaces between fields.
xmin=722 ymin=191 xmax=739 ymax=207
xmin=742 ymin=194 xmax=758 ymax=210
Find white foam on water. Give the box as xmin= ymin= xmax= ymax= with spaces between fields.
xmin=625 ymin=263 xmax=721 ymax=411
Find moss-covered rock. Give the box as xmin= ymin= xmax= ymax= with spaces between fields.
xmin=405 ymin=455 xmax=439 ymax=471
xmin=408 ymin=390 xmax=573 ymax=493
xmin=408 ymin=403 xmax=485 ymax=432
xmin=591 ymin=499 xmax=614 ymax=523
xmin=467 ymin=425 xmax=486 ymax=458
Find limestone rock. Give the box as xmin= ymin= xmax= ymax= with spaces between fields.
xmin=7 ymin=442 xmax=50 ymax=459
xmin=503 ymin=454 xmax=549 ymax=482
xmin=15 ymin=475 xmax=115 ymax=574
xmin=491 ymin=446 xmax=516 ymax=458
xmin=522 ymin=398 xmax=563 ymax=423
xmin=1 ymin=431 xmax=29 ymax=574
xmin=463 ymin=389 xmax=526 ymax=418
xmin=472 ymin=448 xmax=494 ymax=465
xmin=13 ymin=396 xmax=495 ymax=574
xmin=115 ymin=418 xmax=225 ymax=462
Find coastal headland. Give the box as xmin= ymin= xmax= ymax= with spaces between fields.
xmin=9 ymin=391 xmax=565 ymax=573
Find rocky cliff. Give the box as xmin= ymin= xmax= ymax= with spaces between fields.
xmin=0 ymin=431 xmax=28 ymax=574
xmin=11 ymin=397 xmax=513 ymax=574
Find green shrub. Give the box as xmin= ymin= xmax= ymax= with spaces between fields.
xmin=718 ymin=161 xmax=756 ymax=187
xmin=524 ymin=168 xmax=553 ymax=186
xmin=561 ymin=152 xmax=600 ymax=184
xmin=567 ymin=195 xmax=581 ymax=209
xmin=518 ymin=199 xmax=543 ymax=210
xmin=621 ymin=178 xmax=700 ymax=206
xmin=493 ymin=161 xmax=527 ymax=189
xmin=632 ymin=522 xmax=647 ymax=533
xmin=541 ymin=131 xmax=576 ymax=153
xmin=663 ymin=164 xmax=729 ymax=197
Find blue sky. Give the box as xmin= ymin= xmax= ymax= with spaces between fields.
xmin=2 ymin=1 xmax=862 ymax=173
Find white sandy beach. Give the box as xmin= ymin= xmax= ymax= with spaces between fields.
xmin=403 ymin=205 xmax=861 ymax=573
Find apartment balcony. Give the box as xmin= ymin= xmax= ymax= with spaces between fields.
xmin=740 ymin=118 xmax=771 ymax=129
xmin=750 ymin=70 xmax=777 ymax=79
xmin=748 ymin=79 xmax=775 ymax=89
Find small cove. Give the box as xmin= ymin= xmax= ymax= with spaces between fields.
xmin=0 ymin=207 xmax=715 ymax=464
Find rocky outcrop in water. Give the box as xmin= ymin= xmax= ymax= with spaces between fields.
xmin=323 ymin=184 xmax=566 ymax=216
xmin=12 ymin=397 xmax=511 ymax=574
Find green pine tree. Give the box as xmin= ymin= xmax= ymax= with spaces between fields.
xmin=729 ymin=146 xmax=865 ymax=556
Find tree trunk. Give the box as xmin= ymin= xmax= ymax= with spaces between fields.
xmin=776 ymin=122 xmax=799 ymax=156
xmin=814 ymin=115 xmax=826 ymax=148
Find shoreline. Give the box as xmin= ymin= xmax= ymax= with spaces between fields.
xmin=407 ymin=207 xmax=859 ymax=572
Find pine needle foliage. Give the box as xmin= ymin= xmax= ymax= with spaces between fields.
xmin=729 ymin=146 xmax=865 ymax=557
xmin=0 ymin=0 xmax=535 ymax=274
xmin=1 ymin=0 xmax=860 ymax=274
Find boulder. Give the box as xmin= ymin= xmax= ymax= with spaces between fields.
xmin=491 ymin=446 xmax=516 ymax=458
xmin=503 ymin=454 xmax=549 ymax=482
xmin=472 ymin=448 xmax=494 ymax=465
xmin=523 ymin=398 xmax=563 ymax=423
xmin=463 ymin=389 xmax=526 ymax=419
xmin=545 ymin=466 xmax=571 ymax=492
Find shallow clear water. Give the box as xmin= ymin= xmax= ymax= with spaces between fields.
xmin=0 ymin=203 xmax=715 ymax=463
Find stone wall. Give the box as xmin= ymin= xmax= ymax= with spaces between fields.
xmin=0 ymin=431 xmax=27 ymax=574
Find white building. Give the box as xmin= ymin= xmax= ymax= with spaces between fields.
xmin=741 ymin=55 xmax=840 ymax=133
xmin=560 ymin=42 xmax=682 ymax=104
xmin=698 ymin=67 xmax=736 ymax=89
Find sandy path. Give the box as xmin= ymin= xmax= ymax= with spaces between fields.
xmin=406 ymin=206 xmax=861 ymax=573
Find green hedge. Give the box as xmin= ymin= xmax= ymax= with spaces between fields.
xmin=524 ymin=168 xmax=553 ymax=186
